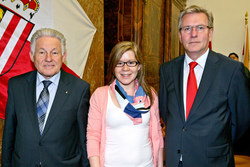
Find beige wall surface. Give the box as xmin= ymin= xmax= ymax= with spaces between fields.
xmin=187 ymin=0 xmax=250 ymax=61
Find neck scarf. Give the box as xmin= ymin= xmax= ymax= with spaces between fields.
xmin=110 ymin=79 xmax=151 ymax=125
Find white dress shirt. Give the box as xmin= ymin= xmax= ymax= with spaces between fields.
xmin=183 ymin=49 xmax=209 ymax=119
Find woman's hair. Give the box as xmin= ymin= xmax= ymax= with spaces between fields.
xmin=106 ymin=41 xmax=154 ymax=104
xmin=178 ymin=5 xmax=214 ymax=30
xmin=30 ymin=28 xmax=66 ymax=55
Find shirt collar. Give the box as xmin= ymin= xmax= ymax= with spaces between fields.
xmin=36 ymin=71 xmax=61 ymax=87
xmin=184 ymin=49 xmax=209 ymax=69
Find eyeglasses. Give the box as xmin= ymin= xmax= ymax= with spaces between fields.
xmin=116 ymin=61 xmax=139 ymax=67
xmin=179 ymin=25 xmax=212 ymax=33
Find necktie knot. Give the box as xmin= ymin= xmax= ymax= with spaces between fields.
xmin=42 ymin=80 xmax=52 ymax=89
xmin=189 ymin=62 xmax=198 ymax=69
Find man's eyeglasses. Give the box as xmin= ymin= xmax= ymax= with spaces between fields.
xmin=179 ymin=25 xmax=212 ymax=33
xmin=116 ymin=61 xmax=139 ymax=67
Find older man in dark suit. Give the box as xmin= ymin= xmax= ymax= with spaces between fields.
xmin=159 ymin=5 xmax=250 ymax=167
xmin=2 ymin=28 xmax=90 ymax=167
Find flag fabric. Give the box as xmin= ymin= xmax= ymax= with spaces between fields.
xmin=209 ymin=41 xmax=212 ymax=50
xmin=0 ymin=0 xmax=96 ymax=119
xmin=0 ymin=9 xmax=34 ymax=75
xmin=243 ymin=23 xmax=249 ymax=70
xmin=0 ymin=5 xmax=35 ymax=119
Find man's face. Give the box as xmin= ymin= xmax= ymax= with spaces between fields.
xmin=179 ymin=13 xmax=213 ymax=60
xmin=30 ymin=36 xmax=66 ymax=79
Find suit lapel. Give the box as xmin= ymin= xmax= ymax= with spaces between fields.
xmin=25 ymin=71 xmax=41 ymax=136
xmin=187 ymin=50 xmax=220 ymax=120
xmin=42 ymin=70 xmax=71 ymax=136
xmin=172 ymin=55 xmax=186 ymax=122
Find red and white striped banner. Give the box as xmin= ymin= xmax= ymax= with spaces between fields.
xmin=0 ymin=8 xmax=34 ymax=75
xmin=0 ymin=0 xmax=96 ymax=119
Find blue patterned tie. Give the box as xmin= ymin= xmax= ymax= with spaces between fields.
xmin=37 ymin=80 xmax=52 ymax=135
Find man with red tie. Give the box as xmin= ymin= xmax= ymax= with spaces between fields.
xmin=159 ymin=5 xmax=250 ymax=167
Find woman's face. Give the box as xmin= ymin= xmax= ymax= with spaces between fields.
xmin=114 ymin=50 xmax=141 ymax=90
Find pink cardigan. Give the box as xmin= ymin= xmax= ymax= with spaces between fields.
xmin=87 ymin=86 xmax=164 ymax=167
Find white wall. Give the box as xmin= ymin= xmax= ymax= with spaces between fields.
xmin=187 ymin=0 xmax=250 ymax=62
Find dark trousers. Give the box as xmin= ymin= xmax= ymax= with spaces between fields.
xmin=178 ymin=161 xmax=183 ymax=167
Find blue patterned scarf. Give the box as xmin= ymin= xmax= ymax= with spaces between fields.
xmin=110 ymin=79 xmax=150 ymax=125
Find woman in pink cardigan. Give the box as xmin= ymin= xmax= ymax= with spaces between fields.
xmin=87 ymin=41 xmax=164 ymax=167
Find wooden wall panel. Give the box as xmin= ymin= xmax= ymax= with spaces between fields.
xmin=104 ymin=0 xmax=119 ymax=83
xmin=163 ymin=0 xmax=172 ymax=63
xmin=171 ymin=3 xmax=181 ymax=60
xmin=78 ymin=0 xmax=104 ymax=93
xmin=133 ymin=0 xmax=144 ymax=49
xmin=142 ymin=0 xmax=165 ymax=91
xmin=104 ymin=0 xmax=143 ymax=84
xmin=104 ymin=0 xmax=119 ymax=55
xmin=171 ymin=0 xmax=186 ymax=59
xmin=118 ymin=0 xmax=133 ymax=41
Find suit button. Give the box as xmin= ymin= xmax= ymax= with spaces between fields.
xmin=177 ymin=149 xmax=181 ymax=154
xmin=39 ymin=141 xmax=42 ymax=146
xmin=182 ymin=128 xmax=187 ymax=132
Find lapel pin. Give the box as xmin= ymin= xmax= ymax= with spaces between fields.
xmin=65 ymin=91 xmax=68 ymax=94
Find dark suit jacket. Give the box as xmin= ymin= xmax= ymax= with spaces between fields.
xmin=2 ymin=70 xmax=90 ymax=167
xmin=159 ymin=50 xmax=250 ymax=167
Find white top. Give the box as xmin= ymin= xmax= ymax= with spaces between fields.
xmin=104 ymin=90 xmax=153 ymax=167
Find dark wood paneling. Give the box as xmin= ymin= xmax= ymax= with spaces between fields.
xmin=142 ymin=0 xmax=166 ymax=91
xmin=104 ymin=0 xmax=143 ymax=84
xmin=163 ymin=0 xmax=172 ymax=63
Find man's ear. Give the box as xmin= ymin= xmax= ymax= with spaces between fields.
xmin=209 ymin=27 xmax=214 ymax=42
xmin=62 ymin=52 xmax=67 ymax=63
xmin=178 ymin=31 xmax=183 ymax=44
xmin=30 ymin=52 xmax=34 ymax=62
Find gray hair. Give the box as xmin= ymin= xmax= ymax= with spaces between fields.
xmin=178 ymin=5 xmax=214 ymax=30
xmin=30 ymin=28 xmax=66 ymax=55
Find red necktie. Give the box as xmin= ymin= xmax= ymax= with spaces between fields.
xmin=186 ymin=62 xmax=198 ymax=119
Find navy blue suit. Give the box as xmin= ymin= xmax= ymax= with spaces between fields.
xmin=2 ymin=70 xmax=90 ymax=167
xmin=159 ymin=50 xmax=250 ymax=167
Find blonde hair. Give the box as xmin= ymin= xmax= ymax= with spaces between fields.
xmin=30 ymin=28 xmax=66 ymax=55
xmin=107 ymin=41 xmax=154 ymax=104
xmin=178 ymin=5 xmax=214 ymax=30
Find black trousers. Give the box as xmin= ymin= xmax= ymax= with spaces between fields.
xmin=178 ymin=161 xmax=183 ymax=167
